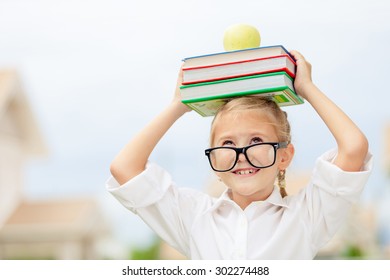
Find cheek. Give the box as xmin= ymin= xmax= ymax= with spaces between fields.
xmin=268 ymin=148 xmax=274 ymax=162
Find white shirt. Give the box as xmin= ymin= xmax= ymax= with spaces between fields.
xmin=106 ymin=149 xmax=373 ymax=259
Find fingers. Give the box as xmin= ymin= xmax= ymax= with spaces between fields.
xmin=290 ymin=50 xmax=312 ymax=70
xmin=177 ymin=63 xmax=184 ymax=84
xmin=289 ymin=50 xmax=306 ymax=62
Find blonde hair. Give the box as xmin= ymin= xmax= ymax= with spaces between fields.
xmin=210 ymin=96 xmax=291 ymax=197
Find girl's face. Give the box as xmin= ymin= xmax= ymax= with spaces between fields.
xmin=211 ymin=109 xmax=292 ymax=208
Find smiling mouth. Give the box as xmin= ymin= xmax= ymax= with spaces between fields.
xmin=233 ymin=168 xmax=260 ymax=175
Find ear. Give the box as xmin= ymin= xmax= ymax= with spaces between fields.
xmin=277 ymin=143 xmax=295 ymax=170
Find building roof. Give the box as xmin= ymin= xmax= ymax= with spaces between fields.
xmin=0 ymin=198 xmax=107 ymax=243
xmin=0 ymin=69 xmax=46 ymax=157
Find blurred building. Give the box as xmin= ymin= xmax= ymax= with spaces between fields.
xmin=0 ymin=70 xmax=114 ymax=259
xmin=0 ymin=70 xmax=46 ymax=228
xmin=377 ymin=122 xmax=390 ymax=258
xmin=385 ymin=124 xmax=390 ymax=174
xmin=0 ymin=198 xmax=110 ymax=259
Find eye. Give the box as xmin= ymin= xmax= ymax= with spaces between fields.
xmin=222 ymin=140 xmax=234 ymax=146
xmin=251 ymin=137 xmax=263 ymax=144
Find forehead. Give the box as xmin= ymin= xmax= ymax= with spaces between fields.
xmin=216 ymin=108 xmax=273 ymax=123
xmin=211 ymin=109 xmax=278 ymax=141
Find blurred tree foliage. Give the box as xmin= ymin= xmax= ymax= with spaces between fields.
xmin=342 ymin=244 xmax=364 ymax=259
xmin=130 ymin=238 xmax=161 ymax=260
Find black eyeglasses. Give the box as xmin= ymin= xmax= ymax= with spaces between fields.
xmin=205 ymin=142 xmax=288 ymax=172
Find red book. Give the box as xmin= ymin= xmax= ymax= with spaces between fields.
xmin=182 ymin=54 xmax=296 ymax=85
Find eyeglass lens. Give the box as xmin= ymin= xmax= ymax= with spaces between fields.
xmin=209 ymin=144 xmax=275 ymax=171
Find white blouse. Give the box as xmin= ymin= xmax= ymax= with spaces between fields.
xmin=106 ymin=149 xmax=373 ymax=259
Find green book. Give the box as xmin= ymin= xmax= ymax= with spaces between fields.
xmin=180 ymin=71 xmax=304 ymax=117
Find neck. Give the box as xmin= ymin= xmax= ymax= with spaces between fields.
xmin=228 ymin=188 xmax=273 ymax=210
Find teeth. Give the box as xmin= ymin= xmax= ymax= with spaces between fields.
xmin=237 ymin=169 xmax=255 ymax=175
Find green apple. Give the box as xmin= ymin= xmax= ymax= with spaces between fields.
xmin=223 ymin=24 xmax=261 ymax=51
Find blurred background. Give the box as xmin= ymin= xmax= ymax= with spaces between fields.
xmin=0 ymin=0 xmax=389 ymax=259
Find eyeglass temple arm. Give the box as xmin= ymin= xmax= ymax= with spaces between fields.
xmin=278 ymin=142 xmax=288 ymax=148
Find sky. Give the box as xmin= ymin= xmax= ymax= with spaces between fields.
xmin=1 ymin=0 xmax=390 ymax=248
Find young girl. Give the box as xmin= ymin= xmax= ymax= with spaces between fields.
xmin=106 ymin=51 xmax=372 ymax=259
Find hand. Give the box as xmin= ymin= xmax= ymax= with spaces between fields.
xmin=172 ymin=64 xmax=192 ymax=114
xmin=289 ymin=50 xmax=313 ymax=100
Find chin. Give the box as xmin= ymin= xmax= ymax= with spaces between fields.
xmin=231 ymin=185 xmax=263 ymax=197
xmin=228 ymin=179 xmax=273 ymax=198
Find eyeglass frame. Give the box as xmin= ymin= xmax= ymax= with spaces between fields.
xmin=204 ymin=142 xmax=288 ymax=172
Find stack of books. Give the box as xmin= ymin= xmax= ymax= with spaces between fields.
xmin=180 ymin=45 xmax=304 ymax=117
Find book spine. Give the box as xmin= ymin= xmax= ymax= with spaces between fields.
xmin=183 ymin=45 xmax=286 ymax=61
xmin=182 ymin=54 xmax=294 ymax=71
xmin=183 ymin=89 xmax=304 ymax=117
xmin=181 ymin=67 xmax=295 ymax=85
xmin=181 ymin=86 xmax=292 ymax=103
xmin=180 ymin=71 xmax=293 ymax=89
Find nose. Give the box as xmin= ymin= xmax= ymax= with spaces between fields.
xmin=237 ymin=151 xmax=247 ymax=162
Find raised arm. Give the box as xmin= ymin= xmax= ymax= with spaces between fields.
xmin=110 ymin=68 xmax=191 ymax=185
xmin=290 ymin=50 xmax=368 ymax=172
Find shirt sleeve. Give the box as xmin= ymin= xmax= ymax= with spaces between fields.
xmin=106 ymin=161 xmax=173 ymax=212
xmin=303 ymin=149 xmax=373 ymax=248
xmin=106 ymin=161 xmax=210 ymax=257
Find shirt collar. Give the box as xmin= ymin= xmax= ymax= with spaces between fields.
xmin=261 ymin=186 xmax=289 ymax=208
xmin=209 ymin=186 xmax=289 ymax=213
